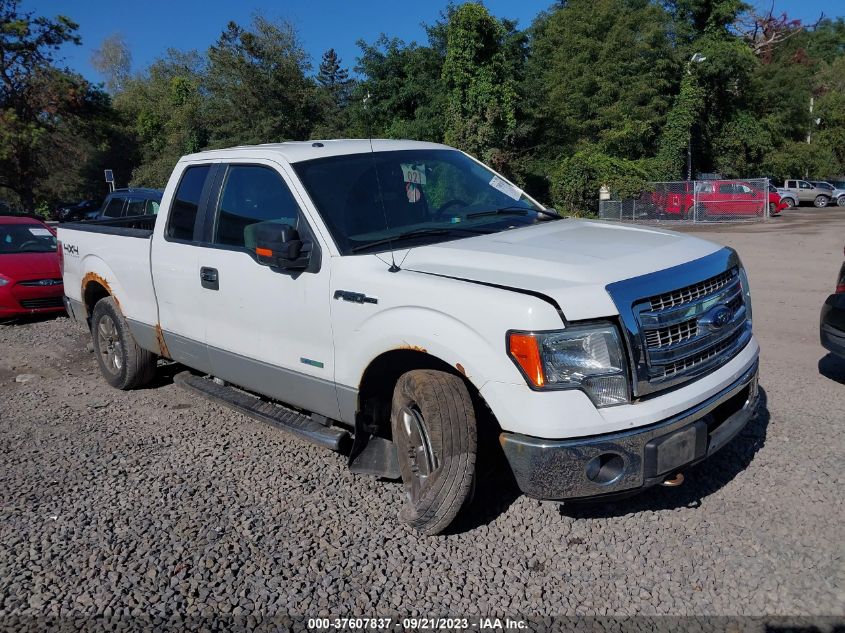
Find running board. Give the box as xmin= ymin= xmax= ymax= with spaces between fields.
xmin=174 ymin=372 xmax=351 ymax=452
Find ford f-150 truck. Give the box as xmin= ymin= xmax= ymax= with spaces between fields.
xmin=59 ymin=140 xmax=760 ymax=535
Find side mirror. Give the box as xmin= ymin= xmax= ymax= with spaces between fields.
xmin=254 ymin=223 xmax=312 ymax=271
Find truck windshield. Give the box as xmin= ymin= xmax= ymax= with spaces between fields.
xmin=0 ymin=224 xmax=57 ymax=254
xmin=292 ymin=149 xmax=551 ymax=254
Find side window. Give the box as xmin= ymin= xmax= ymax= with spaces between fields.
xmin=213 ymin=165 xmax=303 ymax=250
xmin=102 ymin=197 xmax=125 ymax=218
xmin=786 ymin=181 xmax=795 ymax=188
xmin=799 ymin=181 xmax=811 ymax=189
xmin=167 ymin=165 xmax=211 ymax=241
xmin=145 ymin=199 xmax=160 ymax=216
xmin=125 ymin=198 xmax=145 ymax=217
xmin=718 ymin=184 xmax=733 ymax=194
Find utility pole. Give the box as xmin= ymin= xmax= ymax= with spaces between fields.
xmin=685 ymin=53 xmax=706 ymax=181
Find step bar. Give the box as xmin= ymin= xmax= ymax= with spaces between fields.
xmin=174 ymin=371 xmax=351 ymax=452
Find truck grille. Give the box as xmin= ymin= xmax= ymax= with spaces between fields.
xmin=20 ymin=297 xmax=64 ymax=309
xmin=635 ymin=266 xmax=751 ymax=390
xmin=646 ymin=270 xmax=734 ymax=311
xmin=19 ymin=278 xmax=63 ymax=287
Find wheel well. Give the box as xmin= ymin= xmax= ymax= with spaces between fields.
xmin=357 ymin=350 xmax=497 ymax=436
xmin=83 ymin=281 xmax=110 ymax=319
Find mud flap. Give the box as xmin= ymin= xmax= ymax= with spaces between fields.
xmin=348 ymin=413 xmax=401 ymax=479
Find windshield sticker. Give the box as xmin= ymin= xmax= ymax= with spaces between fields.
xmin=406 ymin=182 xmax=422 ymax=203
xmin=28 ymin=228 xmax=52 ymax=237
xmin=489 ymin=175 xmax=522 ymax=200
xmin=401 ymin=163 xmax=426 ymax=185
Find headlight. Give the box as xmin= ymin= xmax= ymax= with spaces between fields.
xmin=738 ymin=265 xmax=752 ymax=324
xmin=507 ymin=322 xmax=630 ymax=407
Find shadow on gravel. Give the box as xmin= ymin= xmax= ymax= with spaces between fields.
xmin=558 ymin=387 xmax=771 ymax=520
xmin=141 ymin=361 xmax=189 ymax=389
xmin=818 ymin=353 xmax=845 ymax=384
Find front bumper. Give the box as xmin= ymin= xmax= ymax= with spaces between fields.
xmin=500 ymin=360 xmax=759 ymax=500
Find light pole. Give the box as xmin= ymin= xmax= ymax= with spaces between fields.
xmin=686 ymin=53 xmax=706 ymax=181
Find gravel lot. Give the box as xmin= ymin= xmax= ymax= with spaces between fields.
xmin=1 ymin=207 xmax=843 ymax=627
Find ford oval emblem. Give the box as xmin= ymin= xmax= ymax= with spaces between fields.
xmin=700 ymin=305 xmax=732 ymax=331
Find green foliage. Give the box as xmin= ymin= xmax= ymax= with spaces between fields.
xmin=525 ymin=0 xmax=677 ymax=160
xmin=550 ymin=149 xmax=650 ymax=215
xmin=350 ymin=36 xmax=446 ymax=141
xmin=441 ymin=3 xmax=517 ymax=169
xmin=3 ymin=1 xmax=845 ymax=211
xmin=204 ymin=17 xmax=318 ymax=147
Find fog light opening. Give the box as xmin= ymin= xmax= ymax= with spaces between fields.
xmin=585 ymin=453 xmax=624 ymax=485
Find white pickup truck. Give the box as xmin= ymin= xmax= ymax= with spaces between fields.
xmin=59 ymin=140 xmax=759 ymax=534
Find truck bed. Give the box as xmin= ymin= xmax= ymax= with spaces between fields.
xmin=58 ymin=215 xmax=159 ymax=328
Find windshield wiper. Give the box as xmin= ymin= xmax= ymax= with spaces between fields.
xmin=467 ymin=205 xmax=562 ymax=220
xmin=350 ymin=227 xmax=492 ymax=253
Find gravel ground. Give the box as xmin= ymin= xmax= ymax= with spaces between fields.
xmin=1 ymin=207 xmax=843 ymax=628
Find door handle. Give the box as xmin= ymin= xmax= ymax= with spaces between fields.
xmin=200 ymin=267 xmax=219 ymax=290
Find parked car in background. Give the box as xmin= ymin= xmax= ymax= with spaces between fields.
xmin=54 ymin=199 xmax=102 ymax=222
xmin=93 ymin=188 xmax=162 ymax=221
xmin=645 ymin=180 xmax=784 ymax=218
xmin=59 ymin=140 xmax=760 ymax=535
xmin=0 ymin=215 xmax=64 ymax=318
xmin=820 ymin=246 xmax=845 ymax=360
xmin=781 ymin=179 xmax=831 ymax=208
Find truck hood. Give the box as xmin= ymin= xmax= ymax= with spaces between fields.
xmin=400 ymin=219 xmax=722 ymax=320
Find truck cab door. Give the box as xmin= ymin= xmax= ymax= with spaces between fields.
xmin=150 ymin=163 xmax=217 ymax=373
xmin=798 ymin=180 xmax=813 ymax=201
xmin=193 ymin=160 xmax=340 ymax=420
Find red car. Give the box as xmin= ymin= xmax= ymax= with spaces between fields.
xmin=0 ymin=215 xmax=65 ymax=319
xmin=645 ymin=181 xmax=788 ymax=218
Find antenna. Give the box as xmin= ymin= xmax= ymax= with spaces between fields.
xmin=363 ymin=91 xmax=400 ymax=273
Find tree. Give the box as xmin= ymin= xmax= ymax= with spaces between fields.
xmin=441 ymin=3 xmax=517 ymax=169
xmin=114 ymin=49 xmax=207 ymax=187
xmin=525 ymin=0 xmax=677 ymax=161
xmin=91 ymin=33 xmax=131 ymax=93
xmin=0 ymin=0 xmax=98 ymax=209
xmin=350 ymin=35 xmax=446 ymax=141
xmin=205 ymin=16 xmax=317 ymax=147
xmin=316 ymin=48 xmax=350 ymax=103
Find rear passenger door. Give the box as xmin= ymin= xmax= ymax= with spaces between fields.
xmin=195 ymin=160 xmax=339 ymax=419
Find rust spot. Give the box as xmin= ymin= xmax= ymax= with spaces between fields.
xmin=80 ymin=272 xmax=120 ymax=314
xmin=455 ymin=362 xmax=466 ymax=376
xmin=154 ymin=323 xmax=171 ymax=359
xmin=399 ymin=343 xmax=427 ymax=353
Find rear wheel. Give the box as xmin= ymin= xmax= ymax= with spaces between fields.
xmin=783 ymin=197 xmax=796 ymax=209
xmin=837 ymin=195 xmax=845 ymax=208
xmin=391 ymin=369 xmax=477 ymax=535
xmin=814 ymin=195 xmax=829 ymax=208
xmin=768 ymin=202 xmax=777 ymax=216
xmin=91 ymin=297 xmax=156 ymax=390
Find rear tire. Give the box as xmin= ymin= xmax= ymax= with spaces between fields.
xmin=783 ymin=197 xmax=796 ymax=209
xmin=91 ymin=297 xmax=156 ymax=390
xmin=391 ymin=369 xmax=477 ymax=535
xmin=838 ymin=195 xmax=845 ymax=207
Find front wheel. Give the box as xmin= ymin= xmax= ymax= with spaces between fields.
xmin=391 ymin=369 xmax=477 ymax=535
xmin=837 ymin=196 xmax=845 ymax=208
xmin=814 ymin=195 xmax=829 ymax=208
xmin=91 ymin=297 xmax=157 ymax=390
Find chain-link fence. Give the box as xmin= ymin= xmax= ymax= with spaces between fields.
xmin=599 ymin=178 xmax=774 ymax=224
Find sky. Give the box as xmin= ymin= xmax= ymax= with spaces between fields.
xmin=26 ymin=0 xmax=844 ymax=84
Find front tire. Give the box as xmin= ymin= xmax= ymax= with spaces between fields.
xmin=814 ymin=195 xmax=829 ymax=208
xmin=91 ymin=297 xmax=156 ymax=390
xmin=391 ymin=369 xmax=477 ymax=535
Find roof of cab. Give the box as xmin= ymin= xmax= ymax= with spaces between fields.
xmin=180 ymin=139 xmax=455 ymax=164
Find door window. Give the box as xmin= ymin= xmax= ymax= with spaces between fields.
xmin=125 ymin=198 xmax=145 ymax=217
xmin=799 ymin=181 xmax=812 ymax=189
xmin=212 ymin=165 xmax=303 ymax=249
xmin=145 ymin=199 xmax=160 ymax=215
xmin=102 ymin=197 xmax=125 ymax=218
xmin=167 ymin=165 xmax=211 ymax=241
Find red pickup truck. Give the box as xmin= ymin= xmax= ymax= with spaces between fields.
xmin=644 ymin=181 xmax=787 ymax=219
